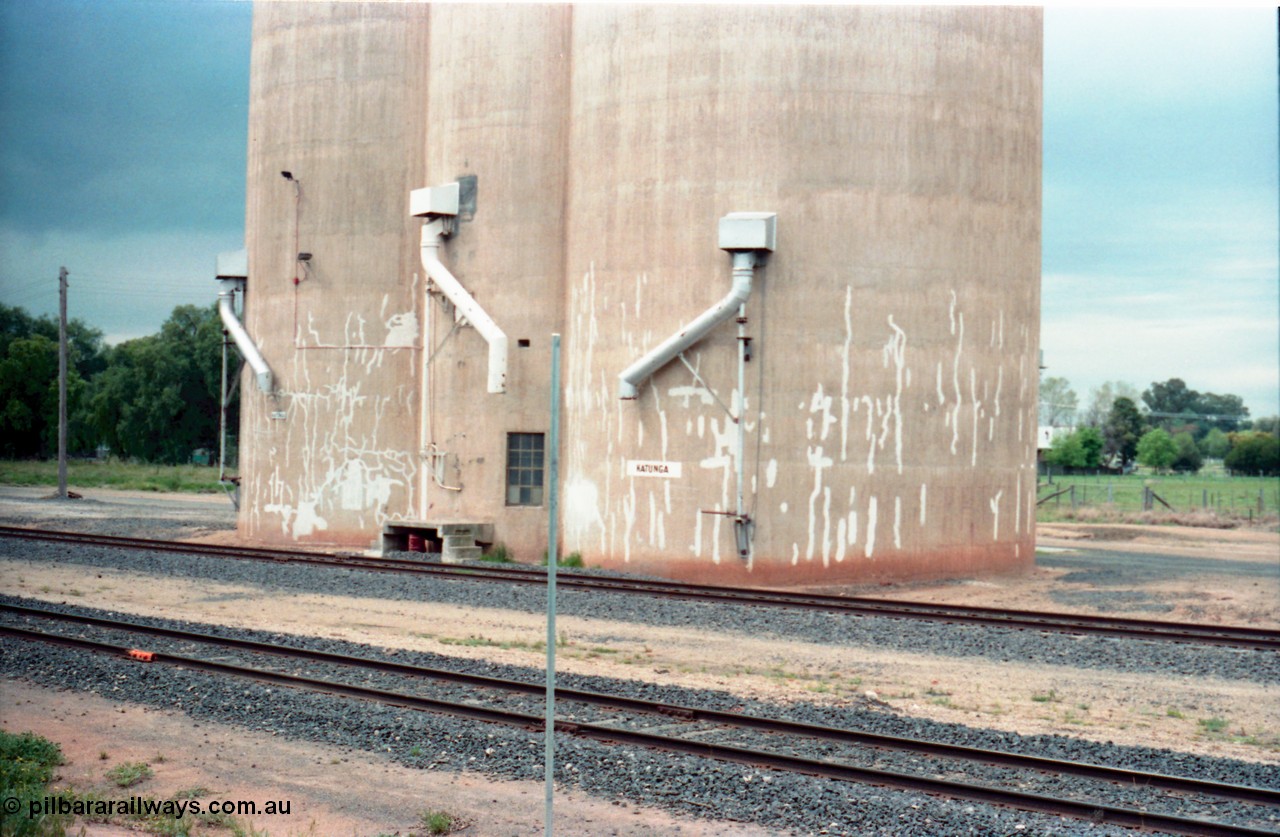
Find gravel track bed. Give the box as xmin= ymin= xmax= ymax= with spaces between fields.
xmin=1 ymin=533 xmax=1275 ymax=684
xmin=3 ymin=596 xmax=1277 ymax=836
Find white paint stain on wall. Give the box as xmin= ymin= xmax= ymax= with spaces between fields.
xmin=865 ymin=495 xmax=878 ymax=559
xmin=805 ymin=444 xmax=834 ymax=562
xmin=383 ymin=311 xmax=419 ymax=347
xmin=552 ymin=267 xmax=1037 ymax=577
xmin=949 ymin=293 xmax=964 ymax=457
xmin=841 ymin=285 xmax=852 ymax=462
xmin=882 ymin=316 xmax=906 ymax=475
xmin=251 ymin=333 xmax=417 ymax=542
xmin=564 ymin=476 xmax=605 ymax=545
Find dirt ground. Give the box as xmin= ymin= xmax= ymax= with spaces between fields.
xmin=1 ymin=489 xmax=1277 ymax=836
xmin=6 ymin=680 xmax=770 ymax=837
xmin=870 ymin=523 xmax=1279 ymax=628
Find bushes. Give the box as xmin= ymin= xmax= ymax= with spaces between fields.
xmin=1225 ymin=433 xmax=1280 ymax=476
xmin=1044 ymin=426 xmax=1104 ymax=469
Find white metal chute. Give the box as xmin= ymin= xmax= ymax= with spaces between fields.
xmin=618 ymin=212 xmax=776 ymax=400
xmin=418 ymin=219 xmax=508 ymax=394
xmin=217 ymin=288 xmax=273 ymax=394
xmin=215 ymin=250 xmax=272 ymax=396
xmin=617 ymin=251 xmax=756 ymax=400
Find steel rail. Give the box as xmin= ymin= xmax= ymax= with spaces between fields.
xmin=2 ymin=525 xmax=1277 ymax=650
xmin=2 ymin=623 xmax=1273 ymax=837
xmin=4 ymin=602 xmax=1276 ymax=810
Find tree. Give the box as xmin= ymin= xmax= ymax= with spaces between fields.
xmin=1039 ymin=376 xmax=1078 ymax=427
xmin=1103 ymin=396 xmax=1144 ymax=467
xmin=1081 ymin=381 xmax=1139 ymax=427
xmin=89 ymin=304 xmax=227 ymax=463
xmin=1225 ymin=432 xmax=1280 ymax=476
xmin=1044 ymin=426 xmax=1105 ymax=470
xmin=1142 ymin=378 xmax=1198 ymax=421
xmin=0 ymin=303 xmax=105 ymax=381
xmin=1077 ymin=426 xmax=1104 ymax=468
xmin=1044 ymin=431 xmax=1084 ymax=469
xmin=1249 ymin=416 xmax=1279 ymax=437
xmin=1140 ymin=378 xmax=1250 ymax=436
xmin=1136 ymin=428 xmax=1178 ymax=472
xmin=1171 ymin=432 xmax=1202 ymax=473
xmin=1199 ymin=427 xmax=1230 ymax=460
xmin=1191 ymin=392 xmax=1248 ymax=433
xmin=0 ymin=335 xmax=59 ymax=458
xmin=0 ymin=304 xmax=103 ymax=458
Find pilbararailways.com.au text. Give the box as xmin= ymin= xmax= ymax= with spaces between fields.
xmin=14 ymin=795 xmax=291 ymax=819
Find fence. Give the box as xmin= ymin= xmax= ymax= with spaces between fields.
xmin=1036 ymin=473 xmax=1280 ymax=521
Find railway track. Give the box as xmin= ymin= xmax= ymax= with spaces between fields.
xmin=3 ymin=601 xmax=1277 ymax=837
xmin=2 ymin=524 xmax=1276 ymax=651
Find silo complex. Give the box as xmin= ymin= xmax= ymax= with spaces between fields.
xmin=239 ymin=3 xmax=1042 ymax=584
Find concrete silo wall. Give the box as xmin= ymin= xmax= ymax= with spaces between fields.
xmin=242 ymin=2 xmax=429 ymax=546
xmin=560 ymin=6 xmax=1041 ymax=584
xmin=417 ymin=5 xmax=571 ymax=552
xmin=239 ymin=3 xmax=1042 ymax=582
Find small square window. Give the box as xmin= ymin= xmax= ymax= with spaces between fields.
xmin=506 ymin=433 xmax=544 ymax=506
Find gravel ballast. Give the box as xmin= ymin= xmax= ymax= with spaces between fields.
xmin=6 ymin=597 xmax=1277 ymax=835
xmin=1 ymin=532 xmax=1274 ymax=685
xmin=1 ymin=498 xmax=1277 ymax=835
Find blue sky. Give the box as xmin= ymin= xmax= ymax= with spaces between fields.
xmin=1041 ymin=6 xmax=1278 ymax=420
xmin=0 ymin=0 xmax=251 ymax=339
xmin=1 ymin=2 xmax=1277 ymax=418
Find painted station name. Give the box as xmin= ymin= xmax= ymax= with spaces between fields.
xmin=627 ymin=460 xmax=683 ymax=478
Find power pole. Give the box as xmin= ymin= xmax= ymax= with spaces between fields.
xmin=57 ymin=266 xmax=68 ymax=499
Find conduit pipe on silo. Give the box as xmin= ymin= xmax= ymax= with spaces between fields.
xmin=617 ymin=251 xmax=757 ymax=400
xmin=217 ymin=285 xmax=273 ymax=394
xmin=418 ymin=219 xmax=508 ymax=394
xmin=619 ymin=212 xmax=775 ymax=562
xmin=618 ymin=212 xmax=776 ymax=400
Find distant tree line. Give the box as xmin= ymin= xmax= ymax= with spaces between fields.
xmin=1041 ymin=376 xmax=1278 ymax=476
xmin=0 ymin=303 xmax=235 ymax=465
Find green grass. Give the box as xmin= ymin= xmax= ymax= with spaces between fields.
xmin=438 ymin=634 xmax=547 ymax=652
xmin=1198 ymin=716 xmax=1230 ymax=734
xmin=0 ymin=738 xmax=268 ymax=837
xmin=421 ymin=809 xmax=456 ymax=835
xmin=541 ymin=550 xmax=585 ymax=568
xmin=105 ymin=761 xmax=153 ymax=788
xmin=1 ymin=730 xmax=73 ymax=837
xmin=0 ymin=458 xmax=229 ymax=494
xmin=1037 ymin=471 xmax=1279 ymax=523
xmin=480 ymin=543 xmax=514 ymax=563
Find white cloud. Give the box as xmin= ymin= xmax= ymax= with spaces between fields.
xmin=1042 ymin=300 xmax=1280 ymax=418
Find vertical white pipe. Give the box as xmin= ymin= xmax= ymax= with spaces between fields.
xmin=418 ymin=271 xmax=430 ymax=520
xmin=736 ymin=302 xmax=747 ymax=522
xmin=219 ymin=335 xmax=228 ymax=483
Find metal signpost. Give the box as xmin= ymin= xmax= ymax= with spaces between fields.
xmin=544 ymin=333 xmax=561 ymax=836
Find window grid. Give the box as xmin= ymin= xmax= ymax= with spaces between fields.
xmin=506 ymin=432 xmax=545 ymax=506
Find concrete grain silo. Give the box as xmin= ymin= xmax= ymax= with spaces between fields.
xmin=235 ymin=2 xmax=1042 ymax=585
